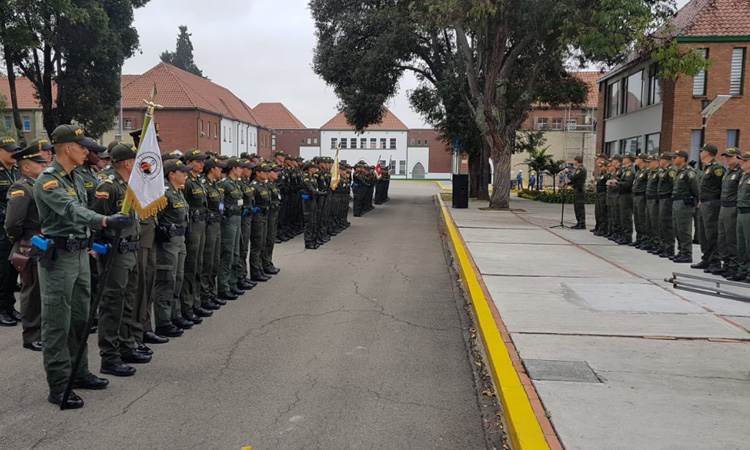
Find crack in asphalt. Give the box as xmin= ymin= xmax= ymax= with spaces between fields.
xmin=321 ymin=382 xmax=446 ymax=411
xmin=598 ymin=369 xmax=750 ymax=382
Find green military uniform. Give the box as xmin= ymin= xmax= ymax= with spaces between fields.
xmin=91 ymin=162 xmax=141 ymax=369
xmin=617 ymin=159 xmax=636 ymax=243
xmin=153 ymin=167 xmax=189 ymax=331
xmin=657 ymin=159 xmax=677 ymax=256
xmin=74 ymin=165 xmax=98 ymax=208
xmin=696 ymin=153 xmax=724 ymax=269
xmin=235 ymin=172 xmax=254 ymax=285
xmin=718 ymin=151 xmax=742 ymax=275
xmin=0 ymin=137 xmax=20 ymax=326
xmin=301 ymin=164 xmax=321 ymax=248
xmin=5 ymin=148 xmax=44 ymax=345
xmin=217 ymin=162 xmax=244 ymax=295
xmin=671 ymin=156 xmax=699 ymax=260
xmin=180 ymin=151 xmax=210 ymax=318
xmin=352 ymin=168 xmax=364 ymax=217
xmin=734 ymin=153 xmax=750 ymax=280
xmin=645 ymin=161 xmax=662 ymax=252
xmin=632 ymin=159 xmax=649 ymax=246
xmin=34 ymin=125 xmax=120 ymax=397
xmin=606 ymin=166 xmax=619 ymax=238
xmin=594 ymin=165 xmax=609 ymax=234
xmin=200 ymin=158 xmax=226 ymax=304
xmin=250 ymin=165 xmax=272 ymax=278
xmin=567 ymin=159 xmax=587 ymax=229
xmin=133 ymin=215 xmax=156 ymax=342
xmin=262 ymin=167 xmax=282 ymax=272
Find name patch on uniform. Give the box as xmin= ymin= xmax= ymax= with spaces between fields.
xmin=66 ymin=188 xmax=76 ymax=196
xmin=192 ymin=188 xmax=203 ymax=195
xmin=95 ymin=191 xmax=110 ymax=199
xmin=42 ymin=180 xmax=58 ymax=190
xmin=84 ymin=182 xmax=94 ymax=188
xmin=173 ymin=202 xmax=184 ymax=208
xmin=0 ymin=180 xmax=10 ymax=186
xmin=10 ymin=190 xmax=24 ymax=197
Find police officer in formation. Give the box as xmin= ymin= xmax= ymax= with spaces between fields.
xmin=589 ymin=145 xmax=750 ymax=279
xmin=1 ymin=121 xmax=386 ymax=410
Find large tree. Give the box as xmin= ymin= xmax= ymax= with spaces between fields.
xmin=310 ymin=0 xmax=707 ymax=209
xmin=0 ymin=0 xmax=149 ymax=139
xmin=160 ymin=25 xmax=206 ymax=78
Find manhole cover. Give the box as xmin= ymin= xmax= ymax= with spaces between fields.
xmin=524 ymin=359 xmax=600 ymax=383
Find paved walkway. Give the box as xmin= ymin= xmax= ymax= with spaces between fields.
xmin=446 ymin=195 xmax=750 ymax=450
xmin=0 ymin=183 xmax=486 ymax=450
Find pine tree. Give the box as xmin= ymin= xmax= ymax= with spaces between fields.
xmin=160 ymin=25 xmax=206 ymax=78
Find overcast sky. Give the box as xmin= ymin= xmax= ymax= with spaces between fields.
xmin=122 ymin=0 xmax=426 ymax=129
xmin=124 ymin=0 xmax=692 ymax=130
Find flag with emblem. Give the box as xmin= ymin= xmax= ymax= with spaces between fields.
xmin=375 ymin=157 xmax=383 ymax=180
xmin=126 ymin=113 xmax=166 ymax=217
xmin=330 ymin=146 xmax=341 ymax=191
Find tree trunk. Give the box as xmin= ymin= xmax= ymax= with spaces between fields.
xmin=468 ymin=152 xmax=480 ymax=198
xmin=477 ymin=140 xmax=490 ymax=201
xmin=2 ymin=40 xmax=25 ymax=144
xmin=488 ymin=132 xmax=513 ymax=209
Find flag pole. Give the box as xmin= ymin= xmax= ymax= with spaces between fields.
xmin=60 ymin=87 xmax=160 ymax=409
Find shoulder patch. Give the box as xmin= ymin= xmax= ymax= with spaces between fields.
xmin=669 ymin=171 xmax=676 ymax=179
xmin=105 ymin=179 xmax=114 ymax=184
xmin=688 ymin=172 xmax=695 ymax=179
xmin=42 ymin=180 xmax=59 ymax=190
xmin=714 ymin=168 xmax=724 ymax=177
xmin=10 ymin=190 xmax=24 ymax=197
xmin=95 ymin=191 xmax=110 ymax=199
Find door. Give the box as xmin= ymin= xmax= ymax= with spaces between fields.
xmin=411 ymin=162 xmax=425 ymax=179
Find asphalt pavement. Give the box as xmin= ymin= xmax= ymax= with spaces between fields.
xmin=0 ymin=182 xmax=487 ymax=450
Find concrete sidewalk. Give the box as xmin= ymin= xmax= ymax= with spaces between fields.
xmin=446 ymin=195 xmax=750 ymax=450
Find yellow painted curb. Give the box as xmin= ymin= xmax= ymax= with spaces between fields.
xmin=438 ymin=196 xmax=550 ymax=450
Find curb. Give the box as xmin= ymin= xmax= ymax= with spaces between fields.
xmin=437 ymin=196 xmax=551 ymax=450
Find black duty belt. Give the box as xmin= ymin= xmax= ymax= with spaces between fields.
xmin=721 ymin=201 xmax=738 ymax=207
xmin=190 ymin=210 xmax=207 ymax=222
xmin=738 ymin=206 xmax=750 ymax=214
xmin=168 ymin=226 xmax=186 ymax=237
xmin=646 ymin=194 xmax=659 ymax=200
xmin=118 ymin=239 xmax=141 ymax=253
xmin=700 ymin=197 xmax=720 ymax=203
xmin=672 ymin=195 xmax=690 ymax=201
xmin=620 ymin=191 xmax=632 ymax=195
xmin=207 ymin=211 xmax=222 ymax=223
xmin=227 ymin=209 xmax=243 ymax=216
xmin=658 ymin=194 xmax=672 ymax=200
xmin=48 ymin=236 xmax=89 ymax=252
xmin=634 ymin=192 xmax=646 ymax=197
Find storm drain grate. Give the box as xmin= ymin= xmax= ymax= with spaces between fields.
xmin=523 ymin=359 xmax=601 ymax=383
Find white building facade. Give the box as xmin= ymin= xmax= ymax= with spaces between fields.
xmin=221 ymin=117 xmax=259 ymax=157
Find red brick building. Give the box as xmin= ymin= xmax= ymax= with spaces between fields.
xmin=596 ymin=0 xmax=750 ymax=161
xmin=253 ymin=102 xmax=320 ymax=157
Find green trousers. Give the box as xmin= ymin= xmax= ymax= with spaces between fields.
xmin=97 ymin=250 xmax=137 ymax=365
xmin=303 ymin=196 xmax=317 ymax=245
xmin=39 ymin=249 xmax=92 ymax=394
xmin=218 ymin=215 xmax=241 ymax=293
xmin=132 ymin=220 xmax=156 ymax=342
xmin=659 ymin=198 xmax=674 ymax=254
xmin=153 ymin=236 xmax=186 ymax=327
xmin=181 ymin=220 xmax=206 ymax=313
xmin=736 ymin=212 xmax=750 ymax=274
xmin=618 ymin=193 xmax=633 ymax=242
xmin=646 ymin=199 xmax=660 ymax=249
xmin=718 ymin=206 xmax=739 ymax=271
xmin=234 ymin=214 xmax=252 ymax=282
xmin=633 ymin=195 xmax=647 ymax=243
xmin=672 ymin=200 xmax=695 ymax=257
xmin=573 ymin=191 xmax=585 ymax=226
xmin=698 ymin=200 xmax=721 ymax=265
xmin=595 ymin=192 xmax=607 ymax=231
xmin=250 ymin=211 xmax=268 ymax=277
xmin=607 ymin=194 xmax=619 ymax=236
xmin=200 ymin=220 xmax=221 ymax=301
xmin=16 ymin=250 xmax=41 ymax=344
xmin=262 ymin=207 xmax=279 ymax=270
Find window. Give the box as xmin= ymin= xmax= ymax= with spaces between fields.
xmin=350 ymin=138 xmax=357 ymax=148
xmin=22 ymin=116 xmax=30 ymax=132
xmin=693 ymin=49 xmax=708 ymax=96
xmin=537 ymin=117 xmax=548 ymax=130
xmin=4 ymin=117 xmax=11 ymax=130
xmin=730 ymin=48 xmax=746 ymax=96
xmin=551 ymin=118 xmax=563 ymax=130
xmin=625 ymin=70 xmax=643 ymax=112
xmin=727 ymin=129 xmax=740 ymax=148
xmin=399 ymin=160 xmax=406 ymax=175
xmin=410 ymin=138 xmax=415 ymax=145
xmin=690 ymin=130 xmax=703 ymax=163
xmin=380 ymin=138 xmax=386 ymax=149
xmin=370 ymin=138 xmax=376 ymax=149
xmin=340 ymin=138 xmax=347 ymax=149
xmin=123 ymin=118 xmax=133 ymax=130
xmin=307 ymin=138 xmax=312 ymax=145
xmin=314 ymin=138 xmax=318 ymax=144
xmin=331 ymin=138 xmax=337 ymax=149
xmin=604 ymin=141 xmax=615 ymax=156
xmin=223 ymin=127 xmax=226 ymax=142
xmin=619 ymin=136 xmax=640 ymax=154
xmin=646 ymin=133 xmax=660 ymax=154
xmin=606 ymin=81 xmax=620 ymax=118
xmin=417 ymin=139 xmax=422 ymax=145
xmin=424 ymin=139 xmax=428 ymax=145
xmin=389 ymin=138 xmax=396 ymax=149
xmin=648 ymin=64 xmax=663 ymax=105
xmin=241 ymin=131 xmax=245 ymax=144
xmin=566 ymin=119 xmax=578 ymax=131
xmin=200 ymin=120 xmax=204 ymax=133
xmin=360 ymin=138 xmax=367 ymax=149
xmin=229 ymin=128 xmax=232 ymax=143
xmin=301 ymin=138 xmax=306 ymax=145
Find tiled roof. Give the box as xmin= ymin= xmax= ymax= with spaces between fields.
xmin=679 ymin=0 xmax=750 ymax=37
xmin=122 ymin=63 xmax=260 ymax=126
xmin=253 ymin=102 xmax=306 ymax=129
xmin=572 ymin=72 xmax=600 ymax=108
xmin=320 ymin=107 xmax=409 ymax=131
xmin=0 ymin=77 xmax=56 ymax=109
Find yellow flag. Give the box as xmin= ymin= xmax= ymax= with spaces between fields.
xmin=330 ymin=146 xmax=341 ymax=191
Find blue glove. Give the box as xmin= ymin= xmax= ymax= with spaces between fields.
xmin=31 ymin=236 xmax=50 ymax=251
xmin=253 ymin=207 xmax=259 ymax=213
xmin=242 ymin=208 xmax=248 ymax=216
xmin=301 ymin=195 xmax=309 ymax=200
xmin=92 ymin=243 xmax=109 ymax=255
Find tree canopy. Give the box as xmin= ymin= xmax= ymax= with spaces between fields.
xmin=160 ymin=25 xmax=206 ymax=79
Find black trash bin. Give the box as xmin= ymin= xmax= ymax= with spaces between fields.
xmin=452 ymin=174 xmax=469 ymax=209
